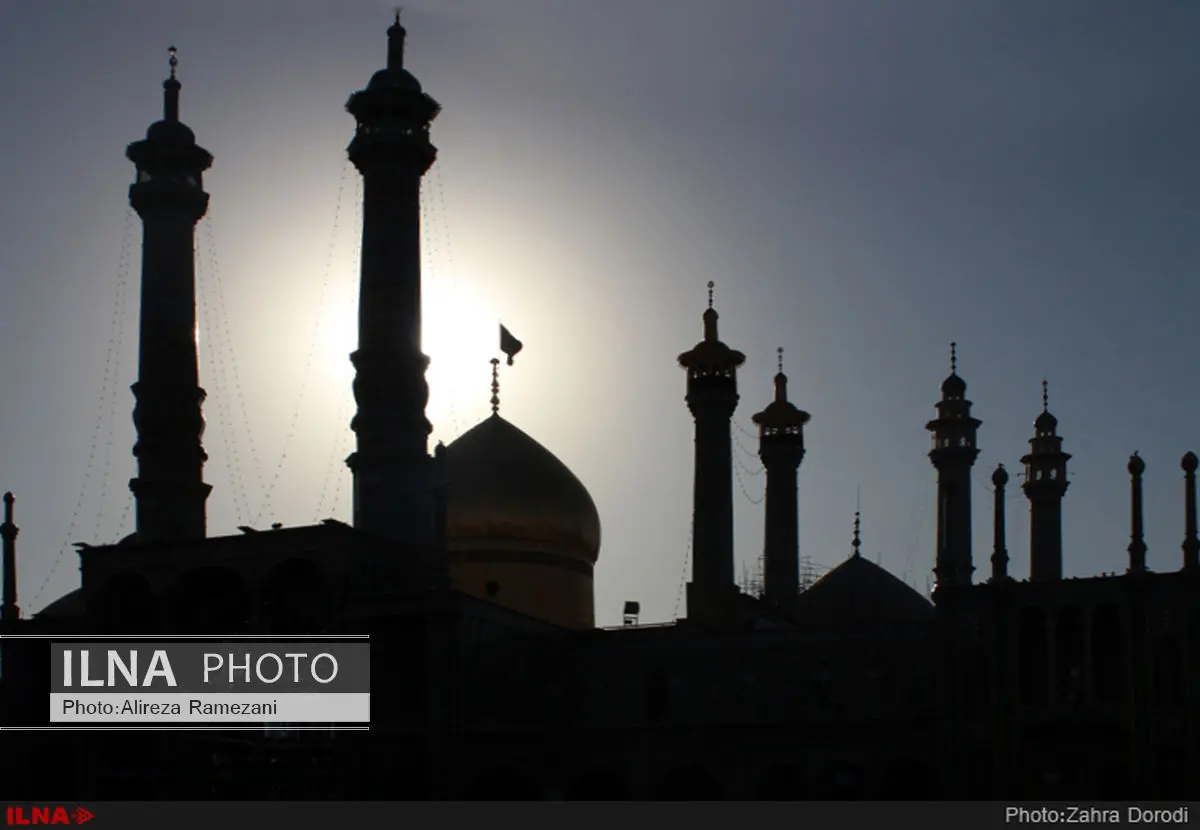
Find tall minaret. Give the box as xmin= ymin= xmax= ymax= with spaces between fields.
xmin=1 ymin=492 xmax=19 ymax=622
xmin=926 ymin=343 xmax=981 ymax=590
xmin=990 ymin=464 xmax=1010 ymax=582
xmin=125 ymin=47 xmax=213 ymax=543
xmin=1021 ymin=381 xmax=1070 ymax=581
xmin=344 ymin=15 xmax=441 ymax=542
xmin=1127 ymin=452 xmax=1146 ymax=574
xmin=1181 ymin=452 xmax=1198 ymax=571
xmin=751 ymin=348 xmax=810 ymax=604
xmin=678 ymin=282 xmax=745 ymax=625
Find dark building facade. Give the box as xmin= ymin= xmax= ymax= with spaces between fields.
xmin=2 ymin=18 xmax=1199 ymax=801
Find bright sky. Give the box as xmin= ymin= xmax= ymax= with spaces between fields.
xmin=3 ymin=1 xmax=1200 ymax=626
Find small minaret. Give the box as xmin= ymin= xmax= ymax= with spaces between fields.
xmin=1127 ymin=452 xmax=1147 ymax=574
xmin=678 ymin=282 xmax=745 ymax=625
xmin=1181 ymin=452 xmax=1199 ymax=571
xmin=345 ymin=15 xmax=442 ymax=542
xmin=990 ymin=464 xmax=1009 ymax=582
xmin=125 ymin=47 xmax=213 ymax=543
xmin=1 ymin=492 xmax=19 ymax=622
xmin=1021 ymin=381 xmax=1070 ymax=581
xmin=431 ymin=441 xmax=451 ymax=591
xmin=751 ymin=348 xmax=811 ymax=604
xmin=926 ymin=343 xmax=981 ymax=590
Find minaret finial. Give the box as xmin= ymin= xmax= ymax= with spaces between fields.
xmin=163 ymin=45 xmax=181 ymax=123
xmin=490 ymin=358 xmax=501 ymax=416
xmin=1042 ymin=378 xmax=1049 ymax=412
xmin=851 ymin=509 xmax=862 ymax=558
xmin=950 ymin=341 xmax=957 ymax=374
xmin=707 ymin=281 xmax=715 ymax=310
xmin=387 ymin=9 xmax=406 ymax=69
xmin=777 ymin=346 xmax=784 ymax=374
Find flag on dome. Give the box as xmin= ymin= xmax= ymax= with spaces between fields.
xmin=499 ymin=324 xmax=523 ymax=366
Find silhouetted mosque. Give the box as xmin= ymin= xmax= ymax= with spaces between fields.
xmin=2 ymin=19 xmax=1198 ymax=800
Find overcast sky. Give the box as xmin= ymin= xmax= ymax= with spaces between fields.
xmin=2 ymin=1 xmax=1200 ymax=626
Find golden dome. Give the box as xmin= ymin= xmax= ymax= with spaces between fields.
xmin=444 ymin=414 xmax=601 ymax=562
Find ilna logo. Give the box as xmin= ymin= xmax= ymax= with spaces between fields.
xmin=4 ymin=807 xmax=94 ymax=825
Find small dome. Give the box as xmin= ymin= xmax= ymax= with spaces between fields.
xmin=35 ymin=588 xmax=85 ymax=620
xmin=1035 ymin=409 xmax=1058 ymax=433
xmin=367 ymin=67 xmax=423 ymax=93
xmin=1128 ymin=452 xmax=1145 ymax=476
xmin=445 ymin=415 xmax=601 ymax=562
xmin=941 ymin=372 xmax=966 ymax=398
xmin=146 ymin=119 xmax=196 ymax=145
xmin=791 ymin=555 xmax=933 ymax=627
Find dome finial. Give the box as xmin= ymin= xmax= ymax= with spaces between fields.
xmin=489 ymin=358 xmax=501 ymax=416
xmin=950 ymin=341 xmax=957 ymax=374
xmin=1042 ymin=378 xmax=1049 ymax=412
xmin=851 ymin=510 xmax=862 ymax=558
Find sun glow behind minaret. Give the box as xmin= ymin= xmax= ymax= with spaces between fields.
xmin=313 ymin=262 xmax=496 ymax=444
xmin=423 ymin=273 xmax=499 ymax=442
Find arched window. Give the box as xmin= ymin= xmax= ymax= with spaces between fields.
xmin=1055 ymin=607 xmax=1085 ymax=704
xmin=261 ymin=558 xmax=332 ymax=634
xmin=1092 ymin=604 xmax=1123 ymax=703
xmin=1154 ymin=634 xmax=1185 ymax=705
xmin=165 ymin=567 xmax=251 ymax=634
xmin=90 ymin=572 xmax=159 ymax=633
xmin=963 ymin=646 xmax=991 ymax=717
xmin=1018 ymin=608 xmax=1049 ymax=705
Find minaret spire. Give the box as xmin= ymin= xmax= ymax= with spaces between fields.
xmin=164 ymin=46 xmax=180 ymax=122
xmin=851 ymin=510 xmax=862 ymax=558
xmin=1127 ymin=452 xmax=1147 ymax=574
xmin=489 ymin=358 xmax=501 ymax=416
xmin=752 ymin=346 xmax=809 ymax=605
xmin=1 ymin=492 xmax=19 ymax=622
xmin=680 ymin=282 xmax=746 ymax=625
xmin=990 ymin=464 xmax=1009 ymax=581
xmin=926 ymin=343 xmax=981 ymax=591
xmin=345 ymin=18 xmax=441 ymax=542
xmin=388 ymin=9 xmax=406 ymax=69
xmin=1021 ymin=382 xmax=1070 ymax=581
xmin=125 ymin=46 xmax=214 ymax=543
xmin=1183 ymin=452 xmax=1199 ymax=571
